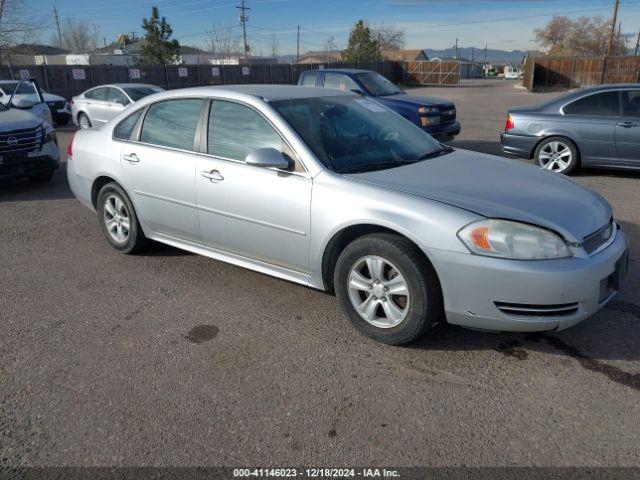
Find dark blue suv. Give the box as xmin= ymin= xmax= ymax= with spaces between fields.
xmin=298 ymin=69 xmax=460 ymax=140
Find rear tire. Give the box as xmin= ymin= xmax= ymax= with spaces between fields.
xmin=334 ymin=233 xmax=443 ymax=345
xmin=27 ymin=170 xmax=54 ymax=183
xmin=534 ymin=136 xmax=579 ymax=174
xmin=97 ymin=182 xmax=148 ymax=254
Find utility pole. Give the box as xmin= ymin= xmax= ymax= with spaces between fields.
xmin=237 ymin=0 xmax=250 ymax=60
xmin=296 ymin=25 xmax=300 ymax=63
xmin=53 ymin=5 xmax=63 ymax=48
xmin=606 ymin=0 xmax=620 ymax=57
xmin=455 ymin=38 xmax=458 ymax=59
xmin=635 ymin=28 xmax=640 ymax=56
xmin=484 ymin=43 xmax=487 ymax=63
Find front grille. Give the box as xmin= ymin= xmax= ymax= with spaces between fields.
xmin=495 ymin=301 xmax=580 ymax=317
xmin=0 ymin=126 xmax=43 ymax=155
xmin=48 ymin=100 xmax=65 ymax=109
xmin=582 ymin=220 xmax=615 ymax=255
xmin=438 ymin=104 xmax=456 ymax=124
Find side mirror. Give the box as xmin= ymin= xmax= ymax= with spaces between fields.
xmin=245 ymin=147 xmax=292 ymax=170
xmin=12 ymin=98 xmax=35 ymax=109
xmin=350 ymin=88 xmax=364 ymax=95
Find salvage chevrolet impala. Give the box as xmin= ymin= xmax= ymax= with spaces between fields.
xmin=67 ymin=85 xmax=629 ymax=345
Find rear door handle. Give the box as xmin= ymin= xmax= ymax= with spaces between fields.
xmin=200 ymin=170 xmax=224 ymax=182
xmin=123 ymin=153 xmax=139 ymax=163
xmin=617 ymin=121 xmax=638 ymax=128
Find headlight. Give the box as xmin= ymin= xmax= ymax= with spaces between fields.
xmin=418 ymin=105 xmax=439 ymax=115
xmin=457 ymin=219 xmax=572 ymax=260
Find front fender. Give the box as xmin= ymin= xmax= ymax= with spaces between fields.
xmin=309 ymin=172 xmax=482 ymax=289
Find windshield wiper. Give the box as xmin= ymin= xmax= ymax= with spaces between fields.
xmin=417 ymin=147 xmax=454 ymax=161
xmin=338 ymin=161 xmax=414 ymax=174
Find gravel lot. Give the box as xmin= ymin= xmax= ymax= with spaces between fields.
xmin=1 ymin=79 xmax=638 ymax=467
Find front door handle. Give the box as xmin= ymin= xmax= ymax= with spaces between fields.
xmin=200 ymin=170 xmax=224 ymax=182
xmin=617 ymin=121 xmax=638 ymax=128
xmin=123 ymin=153 xmax=139 ymax=163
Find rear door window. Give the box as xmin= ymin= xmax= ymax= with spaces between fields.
xmin=300 ymin=72 xmax=318 ymax=87
xmin=563 ymin=91 xmax=620 ymax=116
xmin=105 ymin=87 xmax=129 ymax=106
xmin=140 ymin=99 xmax=203 ymax=150
xmin=323 ymin=73 xmax=358 ymax=92
xmin=85 ymin=88 xmax=106 ymax=101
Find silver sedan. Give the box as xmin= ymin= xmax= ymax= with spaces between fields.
xmin=71 ymin=83 xmax=163 ymax=129
xmin=67 ymin=85 xmax=629 ymax=345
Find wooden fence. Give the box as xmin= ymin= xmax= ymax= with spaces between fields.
xmin=404 ymin=60 xmax=461 ymax=86
xmin=0 ymin=61 xmax=404 ymax=100
xmin=523 ymin=55 xmax=640 ymax=92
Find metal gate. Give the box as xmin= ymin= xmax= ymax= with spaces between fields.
xmin=404 ymin=60 xmax=461 ymax=86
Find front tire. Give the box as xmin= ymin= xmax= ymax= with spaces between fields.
xmin=534 ymin=136 xmax=579 ymax=174
xmin=97 ymin=183 xmax=147 ymax=254
xmin=334 ymin=233 xmax=443 ymax=345
xmin=77 ymin=113 xmax=91 ymax=130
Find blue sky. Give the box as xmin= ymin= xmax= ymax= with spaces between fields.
xmin=32 ymin=0 xmax=640 ymax=54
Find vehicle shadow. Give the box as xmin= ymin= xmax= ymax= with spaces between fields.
xmin=573 ymin=168 xmax=640 ymax=180
xmin=0 ymin=164 xmax=75 ymax=203
xmin=141 ymin=241 xmax=194 ymax=257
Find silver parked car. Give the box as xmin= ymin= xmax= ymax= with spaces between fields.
xmin=67 ymin=85 xmax=629 ymax=345
xmin=501 ymin=84 xmax=640 ymax=174
xmin=71 ymin=83 xmax=163 ymax=129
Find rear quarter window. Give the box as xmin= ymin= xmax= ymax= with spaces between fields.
xmin=113 ymin=109 xmax=144 ymax=140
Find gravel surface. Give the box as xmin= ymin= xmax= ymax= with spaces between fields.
xmin=1 ymin=79 xmax=638 ymax=467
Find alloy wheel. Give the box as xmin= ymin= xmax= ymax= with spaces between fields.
xmin=538 ymin=141 xmax=572 ymax=172
xmin=347 ymin=255 xmax=410 ymax=328
xmin=103 ymin=194 xmax=131 ymax=243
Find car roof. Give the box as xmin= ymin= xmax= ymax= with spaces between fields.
xmin=310 ymin=68 xmax=373 ymax=75
xmin=101 ymin=83 xmax=161 ymax=90
xmin=153 ymin=84 xmax=354 ymax=101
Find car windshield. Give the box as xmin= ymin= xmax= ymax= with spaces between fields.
xmin=354 ymin=73 xmax=402 ymax=96
xmin=122 ymin=87 xmax=161 ymax=102
xmin=271 ymin=95 xmax=449 ymax=173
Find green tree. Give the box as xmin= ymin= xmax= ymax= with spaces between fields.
xmin=140 ymin=6 xmax=181 ymax=65
xmin=342 ymin=20 xmax=382 ymax=63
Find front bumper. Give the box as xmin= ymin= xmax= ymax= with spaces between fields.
xmin=0 ymin=141 xmax=60 ymax=180
xmin=425 ymin=121 xmax=461 ymax=140
xmin=430 ymin=229 xmax=629 ymax=332
xmin=53 ymin=110 xmax=71 ymax=125
xmin=500 ymin=132 xmax=539 ymax=158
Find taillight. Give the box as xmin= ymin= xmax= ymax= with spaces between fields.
xmin=505 ymin=114 xmax=515 ymax=130
xmin=67 ymin=134 xmax=74 ymax=157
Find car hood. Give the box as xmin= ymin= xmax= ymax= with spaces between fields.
xmin=345 ymin=149 xmax=611 ymax=242
xmin=0 ymin=108 xmax=42 ymax=130
xmin=375 ymin=93 xmax=453 ymax=108
xmin=43 ymin=92 xmax=65 ymax=102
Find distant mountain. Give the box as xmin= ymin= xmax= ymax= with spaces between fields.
xmin=423 ymin=47 xmax=539 ymax=65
